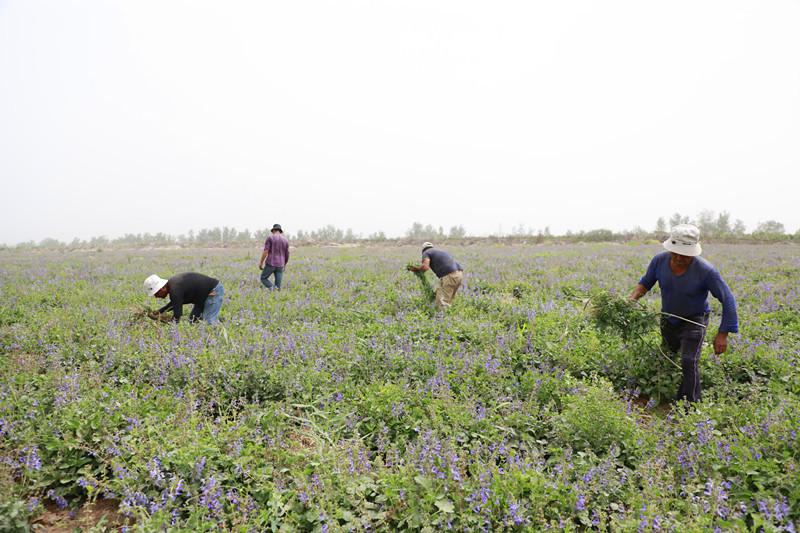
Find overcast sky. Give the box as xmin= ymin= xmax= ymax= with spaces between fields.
xmin=1 ymin=1 xmax=799 ymax=244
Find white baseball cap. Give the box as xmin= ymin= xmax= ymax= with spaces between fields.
xmin=143 ymin=274 xmax=168 ymax=296
xmin=422 ymin=242 xmax=434 ymax=251
xmin=662 ymin=224 xmax=702 ymax=256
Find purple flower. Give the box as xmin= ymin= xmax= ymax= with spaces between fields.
xmin=193 ymin=456 xmax=206 ymax=480
xmin=508 ymin=501 xmax=527 ymax=525
xmin=27 ymin=497 xmax=40 ymax=512
xmin=199 ymin=475 xmax=223 ymax=516
xmin=21 ymin=446 xmax=41 ymax=472
xmin=148 ymin=457 xmax=165 ymax=487
xmin=576 ymin=494 xmax=586 ymax=512
xmin=47 ymin=489 xmax=68 ymax=510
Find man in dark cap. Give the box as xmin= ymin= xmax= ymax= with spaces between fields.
xmin=259 ymin=223 xmax=290 ymax=290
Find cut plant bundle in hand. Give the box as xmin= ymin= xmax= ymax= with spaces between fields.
xmin=564 ymin=286 xmax=683 ymax=371
xmin=564 ymin=287 xmax=659 ymax=341
xmin=406 ymin=261 xmax=435 ymax=302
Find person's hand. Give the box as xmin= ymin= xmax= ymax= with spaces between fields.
xmin=147 ymin=311 xmax=171 ymax=323
xmin=407 ymin=265 xmax=416 ymax=272
xmin=258 ymin=262 xmax=264 ymax=270
xmin=713 ymin=331 xmax=729 ymax=354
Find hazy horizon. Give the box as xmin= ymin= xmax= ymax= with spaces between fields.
xmin=2 ymin=1 xmax=799 ymax=246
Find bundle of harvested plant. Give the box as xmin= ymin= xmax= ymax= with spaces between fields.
xmin=131 ymin=304 xmax=173 ymax=323
xmin=563 ymin=287 xmax=682 ymax=370
xmin=406 ymin=262 xmax=435 ymax=302
xmin=585 ymin=289 xmax=659 ymax=342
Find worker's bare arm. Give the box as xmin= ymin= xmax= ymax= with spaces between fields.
xmin=629 ymin=283 xmax=648 ymax=302
xmin=408 ymin=257 xmax=431 ymax=273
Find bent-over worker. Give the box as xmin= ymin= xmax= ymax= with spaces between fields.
xmin=143 ymin=272 xmax=224 ymax=325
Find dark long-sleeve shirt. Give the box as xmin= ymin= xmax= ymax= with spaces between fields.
xmin=157 ymin=272 xmax=219 ymax=322
xmin=639 ymin=252 xmax=738 ymax=333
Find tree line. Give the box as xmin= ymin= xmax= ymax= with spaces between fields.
xmin=4 ymin=211 xmax=797 ymax=250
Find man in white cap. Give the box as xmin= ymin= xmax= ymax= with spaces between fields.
xmin=629 ymin=224 xmax=738 ymax=403
xmin=407 ymin=242 xmax=464 ymax=309
xmin=143 ymin=273 xmax=224 ymax=324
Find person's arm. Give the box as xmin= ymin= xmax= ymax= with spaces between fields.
xmin=707 ymin=270 xmax=738 ymax=354
xmin=408 ymin=257 xmax=431 ymax=273
xmin=168 ymin=294 xmax=183 ymax=322
xmin=285 ymin=242 xmax=289 ymax=265
xmin=629 ymin=284 xmax=648 ymax=301
xmin=259 ymin=239 xmax=271 ymax=269
xmin=157 ymin=301 xmax=174 ymax=314
xmin=629 ymin=257 xmax=658 ymax=301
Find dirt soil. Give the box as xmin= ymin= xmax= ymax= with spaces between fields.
xmin=32 ymin=499 xmax=126 ymax=532
xmin=631 ymin=396 xmax=674 ymax=417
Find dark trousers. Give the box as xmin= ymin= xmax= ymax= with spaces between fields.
xmin=660 ymin=313 xmax=709 ymax=403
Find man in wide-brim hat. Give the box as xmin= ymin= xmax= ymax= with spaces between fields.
xmin=629 ymin=224 xmax=738 ymax=403
xmin=259 ymin=223 xmax=290 ymax=290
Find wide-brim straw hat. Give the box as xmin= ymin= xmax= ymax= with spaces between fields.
xmin=662 ymin=224 xmax=702 ymax=256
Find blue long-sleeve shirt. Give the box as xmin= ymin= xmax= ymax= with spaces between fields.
xmin=639 ymin=251 xmax=738 ymax=333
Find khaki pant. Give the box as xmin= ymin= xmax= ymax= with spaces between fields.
xmin=435 ymin=270 xmax=463 ymax=309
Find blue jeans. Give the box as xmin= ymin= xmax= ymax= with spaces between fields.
xmin=200 ymin=282 xmax=224 ymax=324
xmin=261 ymin=265 xmax=284 ymax=290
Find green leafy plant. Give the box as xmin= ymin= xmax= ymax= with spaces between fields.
xmin=0 ymin=499 xmax=31 ymax=533
xmin=406 ymin=262 xmax=435 ymax=302
xmin=582 ymin=288 xmax=659 ymax=341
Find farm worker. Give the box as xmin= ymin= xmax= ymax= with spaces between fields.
xmin=629 ymin=224 xmax=738 ymax=403
xmin=143 ymin=273 xmax=224 ymax=324
xmin=407 ymin=242 xmax=464 ymax=309
xmin=259 ymin=223 xmax=289 ymax=291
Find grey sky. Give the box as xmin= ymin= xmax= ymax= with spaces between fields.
xmin=1 ymin=1 xmax=799 ymax=245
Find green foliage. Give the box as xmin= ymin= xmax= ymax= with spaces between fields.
xmin=0 ymin=244 xmax=798 ymax=531
xmin=0 ymin=499 xmax=31 ymax=533
xmin=581 ymin=288 xmax=659 ymax=341
xmin=554 ymin=378 xmax=644 ymax=462
xmin=406 ymin=262 xmax=435 ymax=303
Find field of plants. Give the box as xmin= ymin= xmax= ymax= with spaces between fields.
xmin=1 ymin=243 xmax=798 ymax=531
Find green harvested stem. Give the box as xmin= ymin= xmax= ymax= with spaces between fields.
xmin=573 ymin=288 xmax=659 ymax=341
xmin=567 ymin=287 xmax=681 ymax=369
xmin=407 ymin=262 xmax=435 ymax=302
